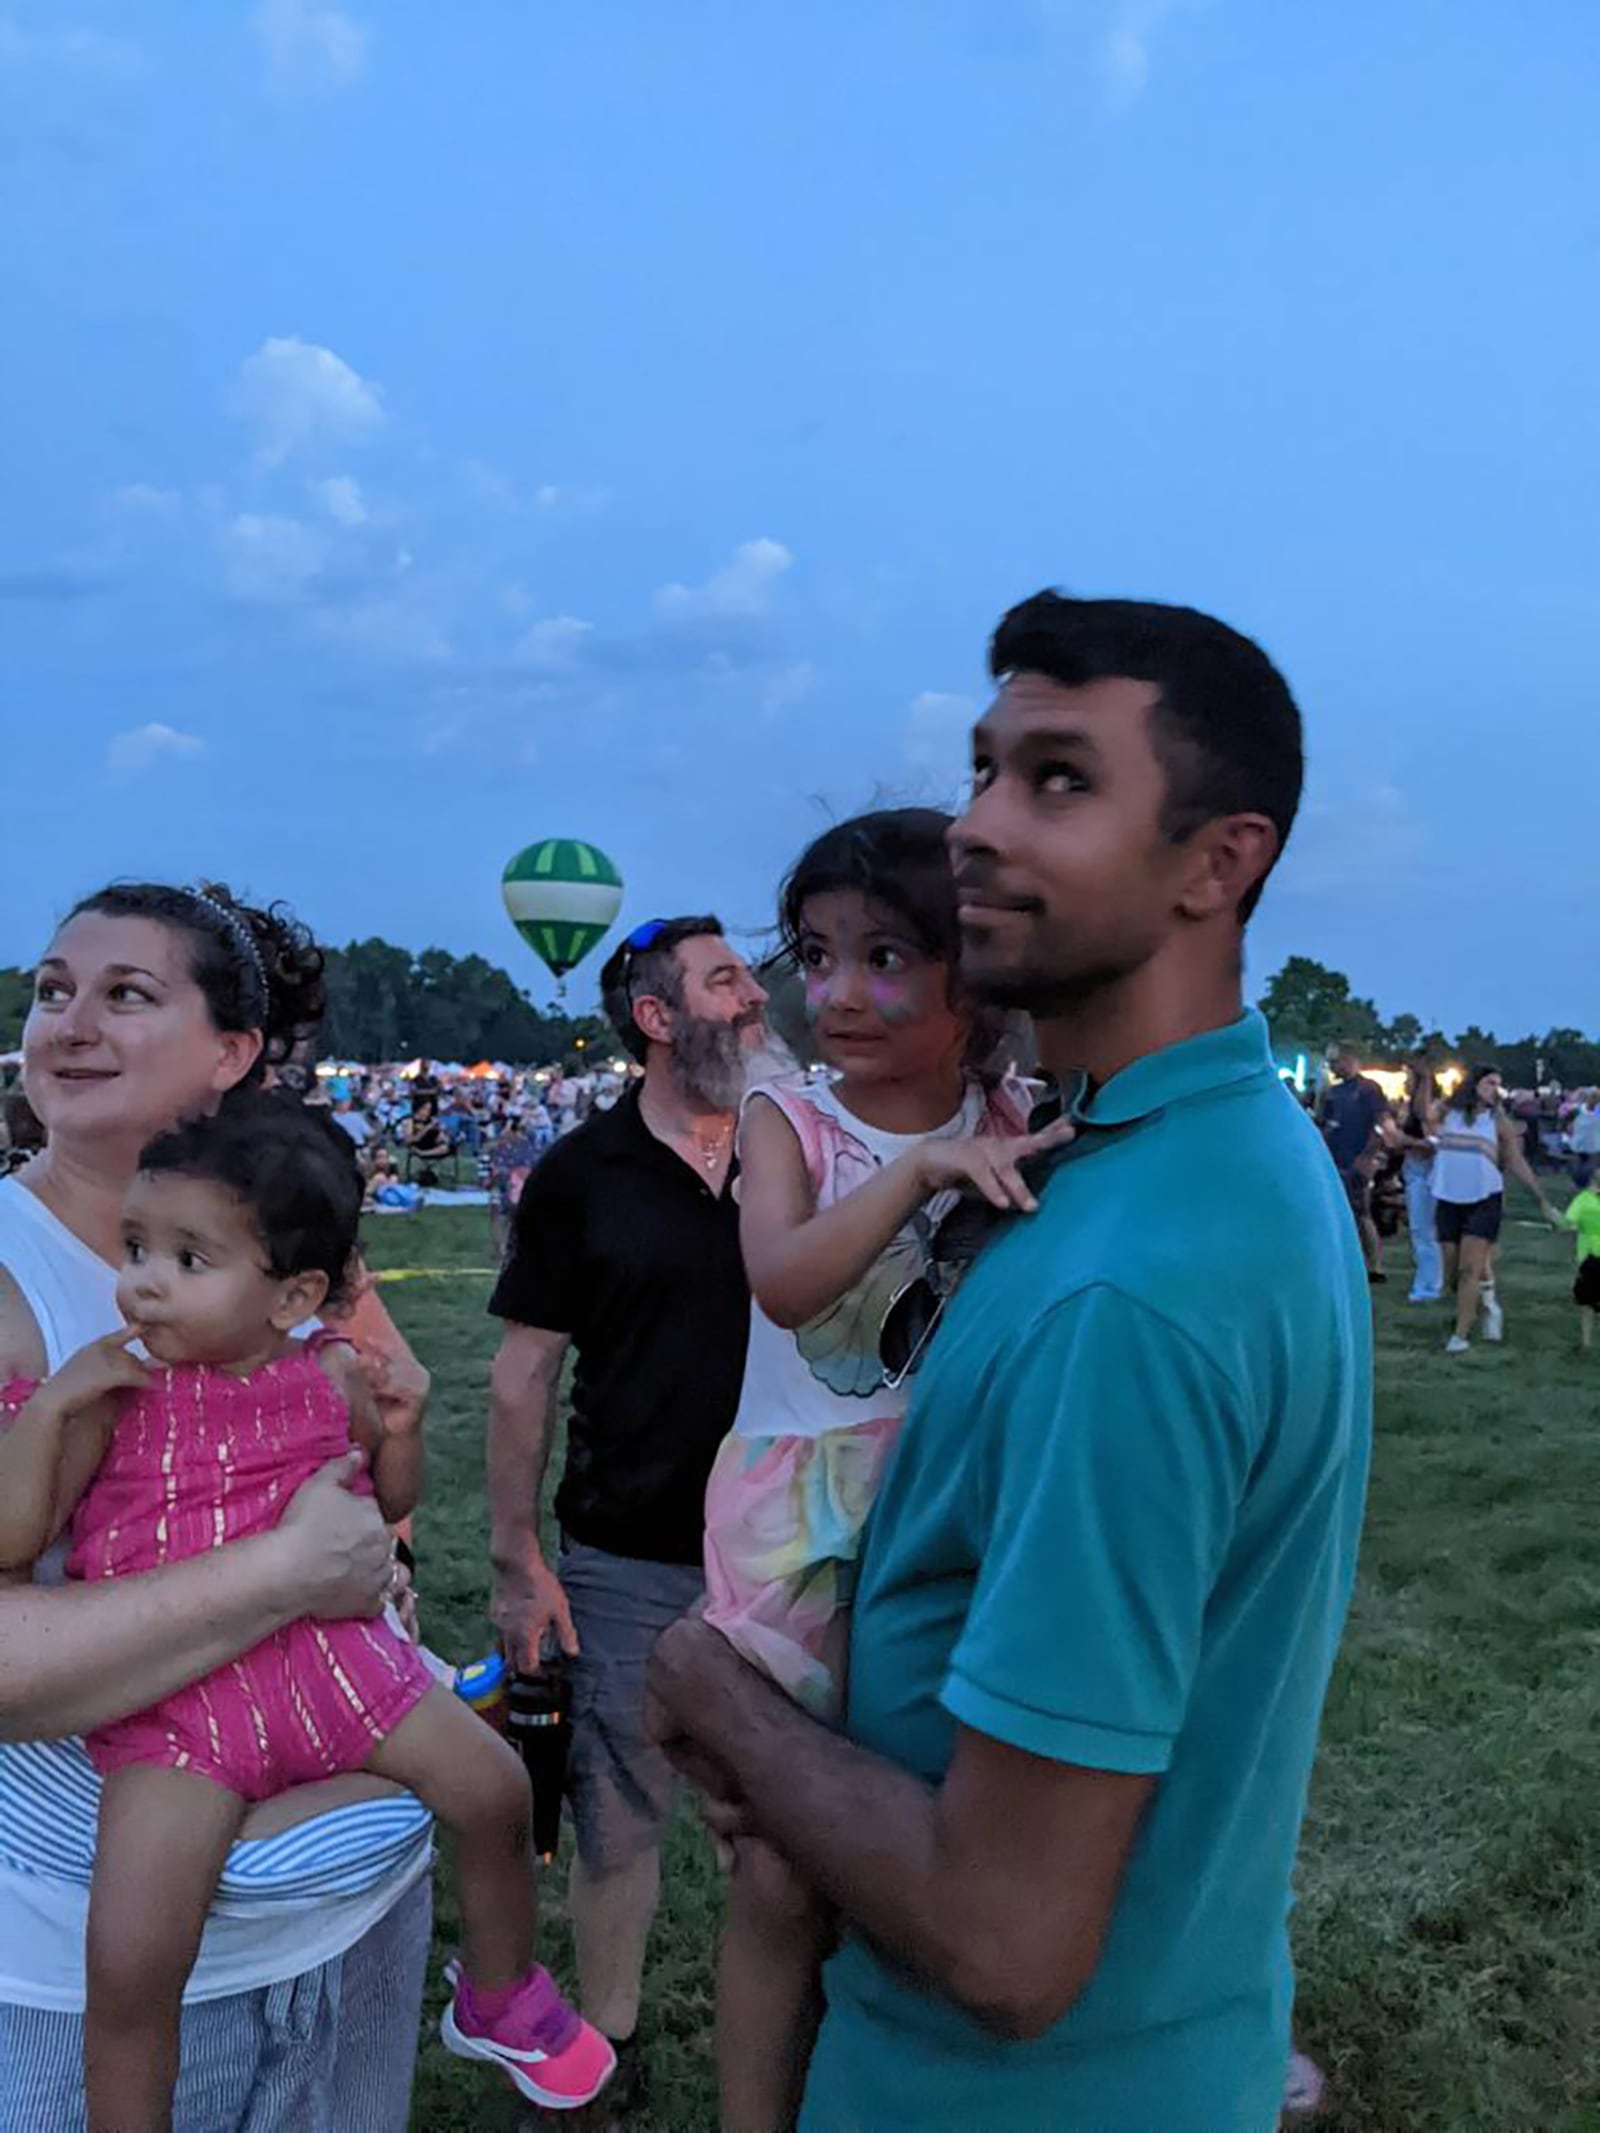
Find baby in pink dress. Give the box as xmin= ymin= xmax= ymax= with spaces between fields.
xmin=0 ymin=1091 xmax=613 ymax=2128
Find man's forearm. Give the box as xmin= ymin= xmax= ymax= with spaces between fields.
xmin=486 ymin=1375 xmax=559 ymax=1574
xmin=678 ymin=1652 xmax=982 ymax=2007
xmin=0 ymin=1533 xmax=300 ymax=1742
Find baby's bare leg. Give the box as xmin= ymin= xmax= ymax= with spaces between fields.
xmin=85 ymin=1764 xmax=247 ymax=2133
xmin=367 ymin=1683 xmax=536 ymax=1990
xmin=717 ymin=1835 xmax=830 ymax=2133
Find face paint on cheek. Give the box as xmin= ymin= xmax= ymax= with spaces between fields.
xmin=867 ymin=974 xmax=921 ymax=1028
xmin=803 ymin=972 xmax=831 ymax=1024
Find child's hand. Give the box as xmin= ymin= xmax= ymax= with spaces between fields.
xmin=914 ymin=1116 xmax=1076 ymax=1214
xmin=37 ymin=1327 xmax=151 ymax=1423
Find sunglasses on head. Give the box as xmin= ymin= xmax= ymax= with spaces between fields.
xmin=616 ymin=919 xmax=670 ymax=998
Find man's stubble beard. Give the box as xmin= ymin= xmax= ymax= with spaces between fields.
xmin=961 ymin=931 xmax=1159 ymax=1020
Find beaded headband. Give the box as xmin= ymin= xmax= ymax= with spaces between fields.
xmin=189 ymin=889 xmax=270 ymax=1016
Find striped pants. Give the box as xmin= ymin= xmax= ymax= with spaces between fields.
xmin=0 ymin=1874 xmax=430 ymax=2133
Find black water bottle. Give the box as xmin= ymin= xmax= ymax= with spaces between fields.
xmin=506 ymin=1656 xmax=572 ymax=1865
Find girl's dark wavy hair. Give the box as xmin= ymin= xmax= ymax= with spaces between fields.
xmin=776 ymin=808 xmax=1015 ymax=1083
xmin=138 ymin=1089 xmax=363 ymax=1308
xmin=66 ymin=882 xmax=326 ymax=1086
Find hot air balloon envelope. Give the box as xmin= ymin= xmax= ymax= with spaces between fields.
xmin=502 ymin=839 xmax=624 ymax=981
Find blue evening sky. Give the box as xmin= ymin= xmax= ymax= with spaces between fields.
xmin=4 ymin=1 xmax=1596 ymax=1034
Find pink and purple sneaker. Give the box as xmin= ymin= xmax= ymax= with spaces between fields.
xmin=440 ymin=1961 xmax=616 ymax=2111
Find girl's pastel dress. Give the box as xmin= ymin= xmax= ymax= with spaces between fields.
xmin=703 ymin=1073 xmax=1027 ymax=1721
xmin=0 ymin=1336 xmax=432 ymax=1802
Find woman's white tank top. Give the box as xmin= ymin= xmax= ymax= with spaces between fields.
xmin=0 ymin=1175 xmax=119 ymax=1369
xmin=1431 ymin=1108 xmax=1502 ymax=1207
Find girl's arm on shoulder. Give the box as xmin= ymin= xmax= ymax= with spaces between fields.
xmin=315 ymin=1339 xmax=420 ymax=1525
xmin=738 ymin=1093 xmax=936 ymax=1331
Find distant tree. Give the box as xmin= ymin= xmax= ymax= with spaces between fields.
xmin=0 ymin=968 xmax=32 ymax=1052
xmin=1539 ymin=1027 xmax=1600 ymax=1087
xmin=1380 ymin=1012 xmax=1425 ymax=1058
xmin=316 ymin=938 xmax=616 ymax=1067
xmin=1259 ymin=957 xmax=1383 ymax=1056
xmin=1452 ymin=1025 xmax=1501 ymax=1068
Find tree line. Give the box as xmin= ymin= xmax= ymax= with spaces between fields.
xmin=1259 ymin=956 xmax=1600 ymax=1087
xmin=2 ymin=945 xmax=1596 ymax=1087
xmin=0 ymin=943 xmax=613 ymax=1071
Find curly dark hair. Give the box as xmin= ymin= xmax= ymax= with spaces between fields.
xmin=67 ymin=881 xmax=326 ymax=1086
xmin=138 ymin=1088 xmax=362 ymax=1306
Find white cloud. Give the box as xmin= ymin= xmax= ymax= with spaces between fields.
xmin=105 ymin=723 xmax=204 ymax=783
xmin=516 ymin=615 xmax=594 ymax=670
xmin=253 ymin=0 xmax=366 ymax=96
xmin=655 ymin=537 xmax=792 ymax=619
xmin=313 ymin=474 xmax=367 ymax=526
xmin=229 ymin=338 xmax=384 ymax=467
xmin=905 ymin=691 xmax=977 ymax=779
xmin=221 ymin=512 xmax=330 ymax=602
xmin=1099 ymin=0 xmax=1200 ymax=115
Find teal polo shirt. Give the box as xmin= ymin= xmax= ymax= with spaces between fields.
xmin=802 ymin=1011 xmax=1372 ymax=2133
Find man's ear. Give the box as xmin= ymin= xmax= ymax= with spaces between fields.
xmin=631 ymin=994 xmax=675 ymax=1049
xmin=273 ymin=1267 xmax=331 ymax=1331
xmin=1176 ymin=813 xmax=1279 ymax=921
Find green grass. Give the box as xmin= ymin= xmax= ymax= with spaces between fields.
xmin=365 ymin=1204 xmax=1600 ymax=2131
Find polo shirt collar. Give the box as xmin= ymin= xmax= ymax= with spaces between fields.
xmin=1064 ymin=1009 xmax=1273 ymax=1129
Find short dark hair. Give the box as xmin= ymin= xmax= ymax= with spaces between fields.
xmin=600 ymin=916 xmax=724 ymax=1065
xmin=138 ymin=1089 xmax=363 ymax=1306
xmin=988 ymin=592 xmax=1304 ymax=921
xmin=65 ymin=882 xmax=326 ymax=1085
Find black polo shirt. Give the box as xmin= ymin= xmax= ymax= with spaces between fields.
xmin=488 ymin=1086 xmax=749 ymax=1566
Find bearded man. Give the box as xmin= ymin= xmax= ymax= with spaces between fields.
xmin=486 ymin=917 xmax=768 ymax=2102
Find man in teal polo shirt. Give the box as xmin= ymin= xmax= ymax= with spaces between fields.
xmin=648 ymin=591 xmax=1371 ymax=2130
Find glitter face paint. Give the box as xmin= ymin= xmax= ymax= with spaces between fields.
xmin=794 ymin=889 xmax=968 ymax=1098
xmin=866 ymin=974 xmax=920 ymax=1027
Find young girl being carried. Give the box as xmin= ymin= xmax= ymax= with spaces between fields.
xmin=0 ymin=1091 xmax=613 ymax=2131
xmin=702 ymin=809 xmax=1071 ymax=2132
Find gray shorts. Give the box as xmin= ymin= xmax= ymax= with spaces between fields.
xmin=560 ymin=1541 xmax=705 ymax=1872
xmin=0 ymin=1872 xmax=430 ymax=2133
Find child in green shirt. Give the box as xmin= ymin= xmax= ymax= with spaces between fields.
xmin=1563 ymin=1185 xmax=1600 ymax=1349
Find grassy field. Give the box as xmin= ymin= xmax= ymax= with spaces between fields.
xmin=367 ymin=1202 xmax=1600 ymax=2132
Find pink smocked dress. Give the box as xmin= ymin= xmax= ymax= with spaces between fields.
xmin=2 ymin=1337 xmax=433 ymax=1803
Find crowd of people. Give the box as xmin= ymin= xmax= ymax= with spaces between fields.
xmin=0 ymin=587 xmax=1572 ymax=2132
xmin=1314 ymin=1047 xmax=1596 ymax=1354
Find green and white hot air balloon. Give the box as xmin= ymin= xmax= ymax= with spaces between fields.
xmin=501 ymin=838 xmax=625 ymax=997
